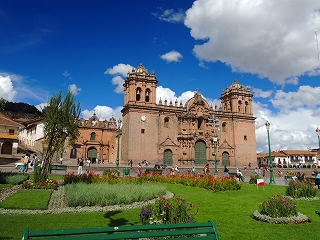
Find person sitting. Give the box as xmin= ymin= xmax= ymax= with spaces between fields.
xmin=204 ymin=164 xmax=210 ymax=175
xmin=236 ymin=169 xmax=244 ymax=182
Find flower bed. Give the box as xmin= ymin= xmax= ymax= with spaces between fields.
xmin=22 ymin=179 xmax=59 ymax=190
xmin=252 ymin=194 xmax=310 ymax=224
xmin=63 ymin=171 xmax=241 ymax=191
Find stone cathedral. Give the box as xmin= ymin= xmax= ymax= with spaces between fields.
xmin=120 ymin=63 xmax=256 ymax=167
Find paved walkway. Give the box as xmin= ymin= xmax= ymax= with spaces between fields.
xmin=0 ymin=160 xmax=291 ymax=186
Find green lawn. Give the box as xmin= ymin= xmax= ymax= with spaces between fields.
xmin=0 ymin=182 xmax=319 ymax=240
xmin=0 ymin=189 xmax=52 ymax=210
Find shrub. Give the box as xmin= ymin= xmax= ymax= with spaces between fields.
xmin=6 ymin=174 xmax=30 ymax=185
xmin=65 ymin=183 xmax=166 ymax=207
xmin=22 ymin=179 xmax=58 ymax=190
xmin=63 ymin=171 xmax=100 ymax=184
xmin=285 ymin=180 xmax=317 ymax=199
xmin=258 ymin=194 xmax=297 ymax=218
xmin=102 ymin=168 xmax=120 ymax=177
xmin=249 ymin=175 xmax=261 ymax=184
xmin=140 ymin=196 xmax=199 ymax=225
xmin=0 ymin=171 xmax=30 ymax=184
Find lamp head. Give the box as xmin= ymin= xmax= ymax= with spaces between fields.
xmin=265 ymin=121 xmax=270 ymax=130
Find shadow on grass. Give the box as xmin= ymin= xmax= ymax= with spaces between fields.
xmin=104 ymin=210 xmax=130 ymax=226
xmin=0 ymin=236 xmax=14 ymax=240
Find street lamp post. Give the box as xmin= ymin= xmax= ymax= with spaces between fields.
xmin=265 ymin=121 xmax=276 ymax=184
xmin=316 ymin=127 xmax=320 ymax=149
xmin=116 ymin=119 xmax=122 ymax=171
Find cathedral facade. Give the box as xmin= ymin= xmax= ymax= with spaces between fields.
xmin=120 ymin=63 xmax=257 ymax=167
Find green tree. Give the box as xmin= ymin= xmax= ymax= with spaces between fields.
xmin=40 ymin=91 xmax=81 ymax=180
xmin=0 ymin=98 xmax=7 ymax=111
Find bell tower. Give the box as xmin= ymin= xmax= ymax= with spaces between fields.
xmin=123 ymin=63 xmax=158 ymax=107
xmin=220 ymin=79 xmax=253 ymax=116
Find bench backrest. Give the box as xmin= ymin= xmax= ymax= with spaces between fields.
xmin=23 ymin=220 xmax=219 ymax=240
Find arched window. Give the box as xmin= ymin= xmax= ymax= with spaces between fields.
xmin=145 ymin=88 xmax=150 ymax=102
xmin=90 ymin=132 xmax=96 ymax=141
xmin=222 ymin=122 xmax=227 ymax=132
xmin=136 ymin=88 xmax=141 ymax=101
xmin=245 ymin=101 xmax=249 ymax=113
xmin=164 ymin=117 xmax=169 ymax=128
xmin=238 ymin=100 xmax=242 ymax=113
xmin=197 ymin=117 xmax=204 ymax=129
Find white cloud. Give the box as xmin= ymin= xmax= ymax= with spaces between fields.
xmin=152 ymin=8 xmax=186 ymax=23
xmin=68 ymin=84 xmax=81 ymax=95
xmin=81 ymin=105 xmax=122 ymax=120
xmin=251 ymin=84 xmax=320 ymax=153
xmin=111 ymin=76 xmax=125 ymax=94
xmin=63 ymin=70 xmax=71 ymax=79
xmin=185 ymin=0 xmax=320 ymax=85
xmin=271 ymin=85 xmax=320 ymax=109
xmin=0 ymin=75 xmax=17 ymax=101
xmin=160 ymin=50 xmax=183 ymax=62
xmin=36 ymin=102 xmax=48 ymax=111
xmin=104 ymin=63 xmax=133 ymax=77
xmin=105 ymin=63 xmax=134 ymax=94
xmin=252 ymin=87 xmax=273 ymax=98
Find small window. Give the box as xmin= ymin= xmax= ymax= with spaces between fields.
xmin=141 ymin=129 xmax=145 ymax=133
xmin=9 ymin=129 xmax=14 ymax=135
xmin=164 ymin=117 xmax=169 ymax=128
xmin=90 ymin=132 xmax=96 ymax=141
xmin=222 ymin=122 xmax=226 ymax=132
xmin=244 ymin=135 xmax=247 ymax=140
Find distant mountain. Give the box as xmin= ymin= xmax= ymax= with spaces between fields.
xmin=3 ymin=101 xmax=43 ymax=119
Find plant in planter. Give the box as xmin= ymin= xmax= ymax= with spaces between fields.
xmin=285 ymin=180 xmax=317 ymax=199
xmin=252 ymin=194 xmax=309 ymax=224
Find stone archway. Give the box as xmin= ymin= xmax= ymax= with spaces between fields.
xmin=195 ymin=140 xmax=206 ymax=166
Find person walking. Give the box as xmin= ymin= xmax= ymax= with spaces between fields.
xmin=204 ymin=164 xmax=210 ymax=175
xmin=223 ymin=165 xmax=229 ymax=177
xmin=78 ymin=158 xmax=84 ymax=175
xmin=137 ymin=163 xmax=142 ymax=176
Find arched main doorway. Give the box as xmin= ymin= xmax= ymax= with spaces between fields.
xmin=163 ymin=149 xmax=173 ymax=166
xmin=195 ymin=140 xmax=206 ymax=166
xmin=222 ymin=152 xmax=230 ymax=166
xmin=87 ymin=147 xmax=97 ymax=163
xmin=1 ymin=141 xmax=12 ymax=154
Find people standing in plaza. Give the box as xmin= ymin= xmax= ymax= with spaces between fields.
xmin=137 ymin=163 xmax=142 ymax=176
xmin=23 ymin=154 xmax=29 ymax=173
xmin=204 ymin=164 xmax=210 ymax=175
xmin=19 ymin=155 xmax=25 ymax=172
xmin=60 ymin=156 xmax=63 ymax=165
xmin=237 ymin=168 xmax=244 ymax=181
xmin=223 ymin=165 xmax=229 ymax=177
xmin=78 ymin=158 xmax=84 ymax=175
xmin=191 ymin=166 xmax=196 ymax=174
xmin=85 ymin=158 xmax=91 ymax=172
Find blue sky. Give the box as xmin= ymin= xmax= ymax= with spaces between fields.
xmin=1 ymin=0 xmax=320 ymax=153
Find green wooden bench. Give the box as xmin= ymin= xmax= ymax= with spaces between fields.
xmin=22 ymin=220 xmax=219 ymax=240
xmin=145 ymin=168 xmax=163 ymax=174
xmin=50 ymin=164 xmax=67 ymax=173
